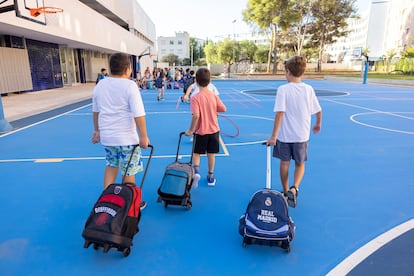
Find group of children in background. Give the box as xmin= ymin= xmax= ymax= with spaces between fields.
xmin=93 ymin=52 xmax=322 ymax=210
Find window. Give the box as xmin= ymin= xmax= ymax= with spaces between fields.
xmin=169 ymin=40 xmax=174 ymax=45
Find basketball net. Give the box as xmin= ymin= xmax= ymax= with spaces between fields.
xmin=29 ymin=6 xmax=64 ymax=27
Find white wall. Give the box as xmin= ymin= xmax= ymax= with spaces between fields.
xmin=0 ymin=0 xmax=155 ymax=57
xmin=366 ymin=1 xmax=390 ymax=59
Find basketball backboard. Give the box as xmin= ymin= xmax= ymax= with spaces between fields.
xmin=0 ymin=0 xmax=15 ymax=14
xmin=15 ymin=0 xmax=46 ymax=25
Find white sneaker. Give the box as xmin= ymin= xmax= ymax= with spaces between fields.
xmin=192 ymin=173 xmax=200 ymax=188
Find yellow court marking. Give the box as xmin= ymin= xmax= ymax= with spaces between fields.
xmin=34 ymin=158 xmax=65 ymax=163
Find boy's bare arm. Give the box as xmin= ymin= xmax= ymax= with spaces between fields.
xmin=185 ymin=113 xmax=200 ymax=136
xmin=312 ymin=110 xmax=322 ymax=134
xmin=183 ymin=84 xmax=194 ymax=102
xmin=267 ymin=112 xmax=284 ymax=145
xmin=134 ymin=116 xmax=150 ymax=148
xmin=217 ymin=97 xmax=227 ymax=112
xmin=91 ymin=112 xmax=100 ymax=144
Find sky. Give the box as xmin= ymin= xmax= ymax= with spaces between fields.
xmin=138 ymin=0 xmax=371 ymax=40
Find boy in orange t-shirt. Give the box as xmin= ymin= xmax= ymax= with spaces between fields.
xmin=185 ymin=68 xmax=227 ymax=187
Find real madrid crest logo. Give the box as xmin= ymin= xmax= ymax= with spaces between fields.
xmin=265 ymin=197 xmax=272 ymax=207
xmin=114 ymin=186 xmax=122 ymax=194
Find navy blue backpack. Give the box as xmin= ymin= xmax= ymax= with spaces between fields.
xmin=238 ymin=146 xmax=295 ymax=252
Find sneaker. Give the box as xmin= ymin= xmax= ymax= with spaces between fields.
xmin=157 ymin=96 xmax=160 ymax=101
xmin=192 ymin=172 xmax=200 ymax=188
xmin=140 ymin=200 xmax=147 ymax=211
xmin=207 ymin=175 xmax=216 ymax=187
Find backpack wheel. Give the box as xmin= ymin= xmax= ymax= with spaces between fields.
xmin=281 ymin=240 xmax=291 ymax=252
xmin=83 ymin=240 xmax=91 ymax=248
xmin=164 ymin=201 xmax=168 ymax=208
xmin=185 ymin=201 xmax=192 ymax=210
xmin=123 ymin=247 xmax=131 ymax=257
xmin=93 ymin=243 xmax=100 ymax=250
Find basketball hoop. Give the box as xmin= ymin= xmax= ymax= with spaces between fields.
xmin=29 ymin=6 xmax=63 ymax=17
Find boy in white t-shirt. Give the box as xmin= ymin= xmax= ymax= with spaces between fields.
xmin=91 ymin=52 xmax=150 ymax=208
xmin=267 ymin=56 xmax=322 ymax=208
xmin=181 ymin=81 xmax=219 ymax=103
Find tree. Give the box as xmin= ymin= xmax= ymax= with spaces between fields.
xmin=217 ymin=39 xmax=236 ymax=75
xmin=204 ymin=42 xmax=218 ymax=64
xmin=254 ymin=44 xmax=269 ymax=63
xmin=161 ymin=53 xmax=180 ymax=66
xmin=287 ymin=0 xmax=314 ymax=56
xmin=309 ymin=0 xmax=357 ymax=71
xmin=182 ymin=58 xmax=191 ymax=66
xmin=404 ymin=43 xmax=414 ymax=58
xmin=239 ymin=40 xmax=258 ymax=62
xmin=243 ymin=0 xmax=293 ymax=74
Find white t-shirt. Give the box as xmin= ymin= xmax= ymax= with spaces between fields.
xmin=273 ymin=82 xmax=321 ymax=143
xmin=191 ymin=83 xmax=219 ymax=96
xmin=92 ymin=77 xmax=146 ymax=146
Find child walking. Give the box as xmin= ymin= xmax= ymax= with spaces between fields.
xmin=155 ymin=70 xmax=165 ymax=101
xmin=91 ymin=52 xmax=150 ymax=208
xmin=266 ymin=56 xmax=322 ymax=208
xmin=184 ymin=68 xmax=227 ymax=187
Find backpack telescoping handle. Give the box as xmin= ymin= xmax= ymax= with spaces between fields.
xmin=122 ymin=144 xmax=154 ymax=189
xmin=177 ymin=132 xmax=195 ymax=164
xmin=266 ymin=144 xmax=271 ymax=189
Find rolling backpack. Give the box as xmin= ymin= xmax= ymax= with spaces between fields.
xmin=82 ymin=145 xmax=154 ymax=257
xmin=157 ymin=132 xmax=195 ymax=210
xmin=238 ymin=145 xmax=295 ymax=252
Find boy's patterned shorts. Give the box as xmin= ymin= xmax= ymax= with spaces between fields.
xmin=104 ymin=145 xmax=143 ymax=176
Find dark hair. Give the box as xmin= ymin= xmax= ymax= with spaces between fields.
xmin=195 ymin=68 xmax=210 ymax=87
xmin=109 ymin=53 xmax=131 ymax=76
xmin=284 ymin=56 xmax=307 ymax=77
xmin=100 ymin=68 xmax=106 ymax=73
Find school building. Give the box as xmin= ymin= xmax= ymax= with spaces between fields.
xmin=0 ymin=0 xmax=156 ymax=94
xmin=325 ymin=0 xmax=414 ymax=63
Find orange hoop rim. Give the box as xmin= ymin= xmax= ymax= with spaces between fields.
xmin=29 ymin=6 xmax=64 ymax=17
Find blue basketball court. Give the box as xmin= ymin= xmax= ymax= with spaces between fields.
xmin=0 ymin=79 xmax=413 ymax=275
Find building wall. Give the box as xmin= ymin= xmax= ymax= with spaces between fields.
xmin=157 ymin=32 xmax=190 ymax=62
xmin=0 ymin=47 xmax=32 ymax=93
xmin=325 ymin=0 xmax=414 ymax=63
xmin=366 ymin=1 xmax=390 ymax=59
xmin=0 ymin=0 xmax=156 ymax=92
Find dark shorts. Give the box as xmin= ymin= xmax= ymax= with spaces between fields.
xmin=194 ymin=132 xmax=220 ymax=154
xmin=273 ymin=140 xmax=308 ymax=164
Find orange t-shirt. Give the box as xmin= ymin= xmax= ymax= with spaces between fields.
xmin=190 ymin=88 xmax=226 ymax=135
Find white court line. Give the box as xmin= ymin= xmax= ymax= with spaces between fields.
xmin=0 ymin=103 xmax=92 ymax=138
xmin=0 ymin=137 xmax=229 ymax=163
xmin=351 ymin=112 xmax=414 ymax=135
xmin=323 ymin=97 xmax=414 ymax=121
xmin=0 ymin=153 xmax=230 ymax=163
xmin=327 ymin=218 xmax=414 ymax=275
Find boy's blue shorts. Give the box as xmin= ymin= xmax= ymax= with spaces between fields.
xmin=104 ymin=145 xmax=143 ymax=176
xmin=273 ymin=140 xmax=308 ymax=164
